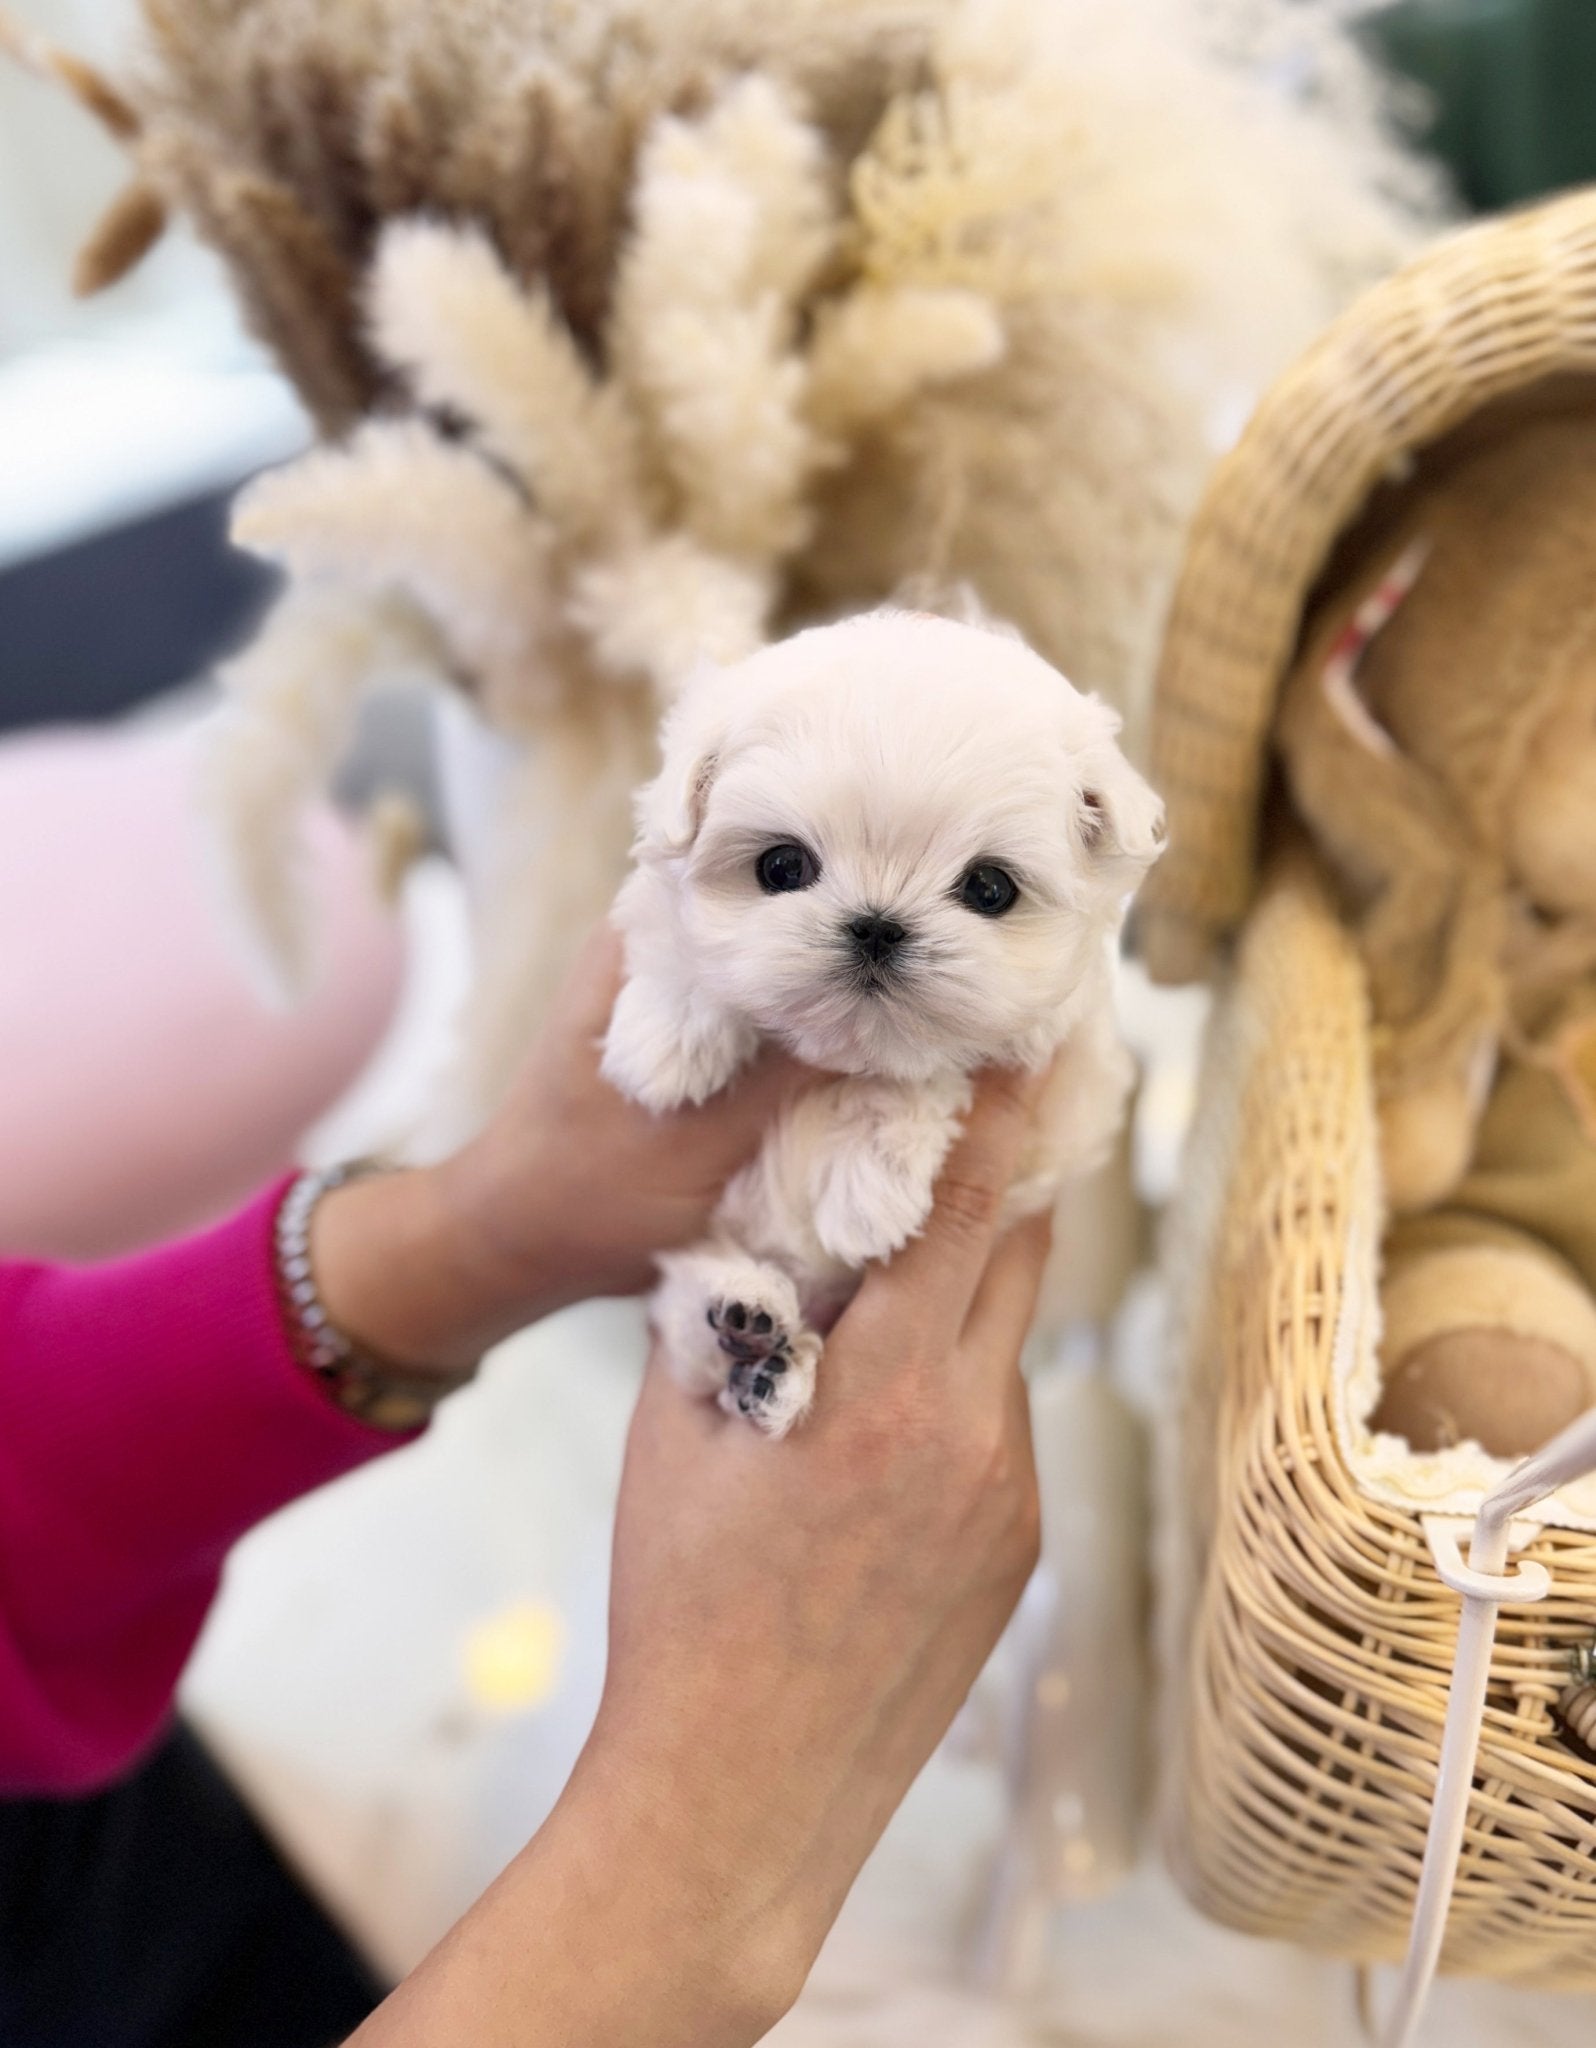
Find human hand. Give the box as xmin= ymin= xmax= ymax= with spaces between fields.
xmin=590 ymin=1069 xmax=1050 ymax=2019
xmin=353 ymin=1064 xmax=1049 ymax=2046
xmin=311 ymin=921 xmax=805 ymax=1371
xmin=413 ymin=1068 xmax=1046 ymax=2048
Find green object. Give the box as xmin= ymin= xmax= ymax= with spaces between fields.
xmin=1363 ymin=0 xmax=1596 ymax=210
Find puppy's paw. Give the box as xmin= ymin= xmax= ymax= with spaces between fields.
xmin=707 ymin=1292 xmax=790 ymax=1366
xmin=717 ymin=1325 xmax=820 ymax=1439
xmin=808 ymin=1077 xmax=966 ymax=1267
xmin=653 ymin=1250 xmax=821 ymax=1435
xmin=707 ymin=1277 xmax=821 ymax=1438
xmin=812 ymin=1148 xmax=936 ymax=1266
xmin=601 ymin=976 xmax=753 ymax=1110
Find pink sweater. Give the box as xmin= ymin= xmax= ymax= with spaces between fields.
xmin=0 ymin=1181 xmax=410 ymax=1795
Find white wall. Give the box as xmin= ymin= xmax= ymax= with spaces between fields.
xmin=0 ymin=0 xmax=235 ymax=354
xmin=0 ymin=2 xmax=305 ymax=566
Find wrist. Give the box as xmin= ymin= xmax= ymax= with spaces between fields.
xmin=545 ymin=1733 xmax=813 ymax=2042
xmin=357 ymin=1741 xmax=807 ymax=2048
xmin=310 ymin=1163 xmax=547 ymax=1375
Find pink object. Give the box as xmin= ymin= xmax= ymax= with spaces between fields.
xmin=1318 ymin=537 xmax=1428 ymax=763
xmin=0 ymin=726 xmax=403 ymax=1260
xmin=0 ymin=1181 xmax=410 ymax=1794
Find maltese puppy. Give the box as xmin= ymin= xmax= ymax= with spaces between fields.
xmin=602 ymin=609 xmax=1164 ymax=1434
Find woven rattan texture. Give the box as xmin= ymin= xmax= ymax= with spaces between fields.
xmin=1139 ymin=187 xmax=1596 ymax=985
xmin=1161 ymin=854 xmax=1596 ymax=1986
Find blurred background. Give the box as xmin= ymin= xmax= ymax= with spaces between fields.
xmin=9 ymin=0 xmax=1596 ymax=743
xmin=0 ymin=0 xmax=297 ymax=729
xmin=5 ymin=3 xmax=1596 ymax=2045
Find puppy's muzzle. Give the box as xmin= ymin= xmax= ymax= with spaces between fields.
xmin=846 ymin=912 xmax=908 ymax=966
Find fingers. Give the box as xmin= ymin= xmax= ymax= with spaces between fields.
xmin=960 ymin=1209 xmax=1054 ymax=1390
xmin=845 ymin=1064 xmax=1050 ymax=1351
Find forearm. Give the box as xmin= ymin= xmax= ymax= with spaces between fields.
xmin=346 ymin=1739 xmax=804 ymax=2048
xmin=0 ymin=1185 xmax=405 ymax=1792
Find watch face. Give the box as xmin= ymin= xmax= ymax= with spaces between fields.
xmin=334 ymin=1358 xmax=473 ymax=1432
xmin=352 ymin=1385 xmax=434 ymax=1431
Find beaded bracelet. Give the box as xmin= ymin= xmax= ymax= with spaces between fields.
xmin=273 ymin=1162 xmax=477 ymax=1431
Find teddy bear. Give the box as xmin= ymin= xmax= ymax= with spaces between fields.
xmin=1274 ymin=406 xmax=1596 ymax=1456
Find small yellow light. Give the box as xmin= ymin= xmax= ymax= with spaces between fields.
xmin=463 ymin=1601 xmax=567 ymax=1713
xmin=1062 ymin=1838 xmax=1098 ymax=1881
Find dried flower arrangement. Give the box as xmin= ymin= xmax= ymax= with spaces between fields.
xmin=4 ymin=0 xmax=1442 ymax=1132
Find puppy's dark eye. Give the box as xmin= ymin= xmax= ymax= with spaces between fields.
xmin=959 ymin=863 xmax=1019 ymax=917
xmin=757 ymin=842 xmax=820 ymax=894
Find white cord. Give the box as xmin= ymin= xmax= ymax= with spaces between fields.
xmin=1377 ymin=1407 xmax=1596 ymax=2048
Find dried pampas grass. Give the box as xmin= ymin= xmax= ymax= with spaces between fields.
xmin=5 ymin=0 xmax=1446 ymax=1131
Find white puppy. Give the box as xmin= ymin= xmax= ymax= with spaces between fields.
xmin=602 ymin=610 xmax=1164 ymax=1433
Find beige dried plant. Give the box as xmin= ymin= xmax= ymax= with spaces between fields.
xmin=3 ymin=0 xmax=1443 ymax=1133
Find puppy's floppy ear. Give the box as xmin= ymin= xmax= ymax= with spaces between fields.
xmin=1075 ymin=706 xmax=1167 ymax=882
xmin=634 ymin=660 xmax=740 ymax=859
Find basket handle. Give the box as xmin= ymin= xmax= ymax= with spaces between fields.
xmin=1374 ymin=1407 xmax=1596 ymax=2048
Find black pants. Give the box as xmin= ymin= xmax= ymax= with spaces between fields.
xmin=0 ymin=1724 xmax=386 ymax=2048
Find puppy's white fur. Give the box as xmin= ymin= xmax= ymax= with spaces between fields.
xmin=604 ymin=610 xmax=1164 ymax=1433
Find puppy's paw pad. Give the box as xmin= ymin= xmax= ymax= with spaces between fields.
xmin=707 ymin=1297 xmax=785 ymax=1366
xmin=719 ymin=1336 xmax=819 ymax=1438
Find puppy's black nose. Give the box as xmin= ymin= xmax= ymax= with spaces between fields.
xmin=847 ymin=912 xmax=908 ymax=964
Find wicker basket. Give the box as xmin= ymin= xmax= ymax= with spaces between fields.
xmin=1149 ymin=188 xmax=1596 ymax=1985
xmin=1162 ymin=849 xmax=1596 ymax=1983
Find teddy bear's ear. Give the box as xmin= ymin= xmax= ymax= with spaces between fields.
xmin=633 ymin=662 xmax=741 ymax=859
